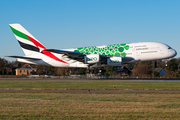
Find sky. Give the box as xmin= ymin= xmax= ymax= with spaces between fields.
xmin=0 ymin=0 xmax=180 ymax=61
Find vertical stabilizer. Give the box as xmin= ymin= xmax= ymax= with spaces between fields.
xmin=9 ymin=24 xmax=46 ymax=56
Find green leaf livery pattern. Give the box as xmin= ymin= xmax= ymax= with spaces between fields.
xmin=74 ymin=44 xmax=130 ymax=57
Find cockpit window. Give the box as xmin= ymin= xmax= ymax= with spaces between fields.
xmin=164 ymin=43 xmax=172 ymax=49
xmin=168 ymin=47 xmax=172 ymax=49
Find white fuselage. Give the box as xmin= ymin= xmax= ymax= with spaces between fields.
xmin=17 ymin=42 xmax=177 ymax=68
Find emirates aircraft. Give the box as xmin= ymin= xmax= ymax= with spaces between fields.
xmin=8 ymin=23 xmax=177 ymax=68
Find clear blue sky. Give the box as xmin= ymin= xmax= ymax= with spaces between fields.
xmin=0 ymin=0 xmax=180 ymax=61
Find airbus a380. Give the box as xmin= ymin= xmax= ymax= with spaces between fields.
xmin=8 ymin=24 xmax=177 ymax=68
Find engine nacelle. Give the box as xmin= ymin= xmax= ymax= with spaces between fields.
xmin=107 ymin=57 xmax=122 ymax=66
xmin=84 ymin=54 xmax=100 ymax=64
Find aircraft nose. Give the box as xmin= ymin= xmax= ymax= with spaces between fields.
xmin=172 ymin=49 xmax=177 ymax=57
xmin=174 ymin=49 xmax=177 ymax=57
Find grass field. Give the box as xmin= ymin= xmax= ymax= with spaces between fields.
xmin=0 ymin=93 xmax=180 ymax=119
xmin=0 ymin=80 xmax=180 ymax=119
xmin=0 ymin=80 xmax=180 ymax=90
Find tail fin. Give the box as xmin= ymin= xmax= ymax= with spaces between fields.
xmin=9 ymin=24 xmax=46 ymax=56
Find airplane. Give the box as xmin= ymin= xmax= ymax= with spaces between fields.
xmin=8 ymin=23 xmax=177 ymax=68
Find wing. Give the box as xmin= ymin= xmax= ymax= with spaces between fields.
xmin=45 ymin=49 xmax=86 ymax=63
xmin=45 ymin=49 xmax=135 ymax=65
xmin=45 ymin=49 xmax=84 ymax=56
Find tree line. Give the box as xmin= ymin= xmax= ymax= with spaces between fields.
xmin=0 ymin=57 xmax=180 ymax=78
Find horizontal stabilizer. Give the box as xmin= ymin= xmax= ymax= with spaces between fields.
xmin=6 ymin=56 xmax=41 ymax=60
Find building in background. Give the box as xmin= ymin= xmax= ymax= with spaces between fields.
xmin=153 ymin=68 xmax=166 ymax=76
xmin=16 ymin=64 xmax=37 ymax=75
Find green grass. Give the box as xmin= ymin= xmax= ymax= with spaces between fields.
xmin=0 ymin=93 xmax=180 ymax=119
xmin=0 ymin=80 xmax=180 ymax=119
xmin=0 ymin=80 xmax=180 ymax=90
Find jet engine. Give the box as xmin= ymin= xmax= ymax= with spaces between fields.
xmin=84 ymin=54 xmax=100 ymax=64
xmin=107 ymin=56 xmax=122 ymax=66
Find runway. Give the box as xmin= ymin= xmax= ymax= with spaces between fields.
xmin=1 ymin=89 xmax=180 ymax=93
xmin=0 ymin=78 xmax=180 ymax=81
